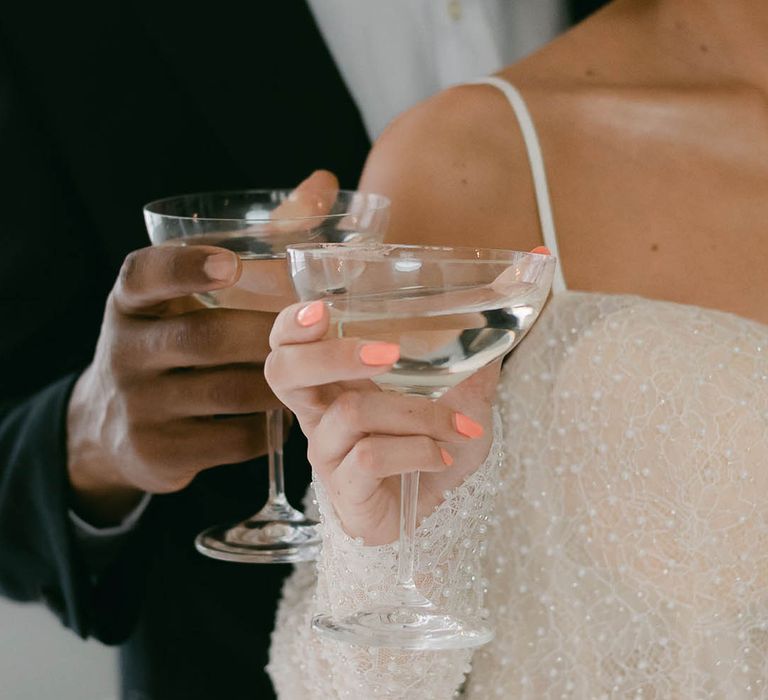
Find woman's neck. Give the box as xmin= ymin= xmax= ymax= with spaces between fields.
xmin=648 ymin=0 xmax=768 ymax=91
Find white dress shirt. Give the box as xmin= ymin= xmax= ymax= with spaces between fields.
xmin=307 ymin=0 xmax=564 ymax=139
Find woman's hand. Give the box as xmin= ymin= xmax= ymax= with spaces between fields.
xmin=265 ymin=300 xmax=498 ymax=545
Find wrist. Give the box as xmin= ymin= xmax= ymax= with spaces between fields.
xmin=66 ymin=367 xmax=144 ymax=526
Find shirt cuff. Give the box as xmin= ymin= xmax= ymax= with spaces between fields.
xmin=68 ymin=492 xmax=152 ymax=540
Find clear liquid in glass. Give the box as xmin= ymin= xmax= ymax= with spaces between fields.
xmin=329 ymin=281 xmax=539 ymax=398
xmin=197 ymin=256 xmax=295 ymax=313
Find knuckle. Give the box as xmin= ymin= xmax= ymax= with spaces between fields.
xmin=143 ymin=326 xmax=165 ymax=358
xmin=269 ymin=304 xmax=300 ymax=350
xmin=332 ymin=390 xmax=365 ymax=425
xmin=141 ymin=321 xmax=166 ymax=358
xmin=306 ymin=439 xmax=326 ymax=471
xmin=105 ymin=291 xmax=120 ymax=319
xmin=350 ymin=438 xmax=377 ymax=474
xmin=103 ymin=310 xmax=142 ymax=376
xmin=117 ymin=250 xmax=144 ymax=299
xmin=171 ymin=315 xmax=217 ymax=358
xmin=263 ymin=351 xmax=280 ymax=387
xmin=268 ymin=314 xmax=285 ymax=351
xmin=414 ymin=436 xmax=438 ymax=461
xmin=172 ymin=317 xmax=196 ymax=352
xmin=252 ymin=329 xmax=272 ymax=362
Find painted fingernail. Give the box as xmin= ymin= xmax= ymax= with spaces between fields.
xmin=203 ymin=251 xmax=238 ymax=281
xmin=297 ymin=300 xmax=325 ymax=327
xmin=440 ymin=448 xmax=454 ymax=466
xmin=454 ymin=412 xmax=484 ymax=438
xmin=359 ymin=342 xmax=400 ymax=366
xmin=530 ymin=246 xmax=551 ymax=255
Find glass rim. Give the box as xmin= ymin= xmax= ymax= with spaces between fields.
xmin=143 ymin=189 xmax=391 ymax=224
xmin=286 ymin=242 xmax=556 ymax=264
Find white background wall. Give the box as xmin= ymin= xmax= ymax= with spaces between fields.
xmin=0 ymin=597 xmax=117 ymax=699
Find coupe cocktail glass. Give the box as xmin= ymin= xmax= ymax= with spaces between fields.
xmin=144 ymin=190 xmax=389 ymax=563
xmin=288 ymin=243 xmax=554 ymax=647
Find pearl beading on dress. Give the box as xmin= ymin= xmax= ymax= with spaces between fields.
xmin=269 ymin=291 xmax=768 ymax=699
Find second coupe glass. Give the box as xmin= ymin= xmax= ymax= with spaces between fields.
xmin=144 ymin=190 xmax=389 ymax=563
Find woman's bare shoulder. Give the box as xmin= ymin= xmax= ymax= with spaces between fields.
xmin=357 ymin=7 xmax=626 ymax=251
xmin=359 ymin=83 xmax=543 ymax=251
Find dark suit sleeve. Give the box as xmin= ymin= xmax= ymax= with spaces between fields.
xmin=0 ymin=6 xmax=371 ymax=686
xmin=0 ymin=376 xmax=90 ymax=626
xmin=0 ymin=25 xmax=149 ymax=644
xmin=0 ymin=375 xmax=159 ymax=644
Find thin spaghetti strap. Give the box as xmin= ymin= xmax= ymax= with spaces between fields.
xmin=469 ymin=76 xmax=567 ymax=294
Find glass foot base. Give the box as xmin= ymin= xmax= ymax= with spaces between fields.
xmin=195 ymin=517 xmax=321 ymax=564
xmin=312 ymin=607 xmax=494 ymax=650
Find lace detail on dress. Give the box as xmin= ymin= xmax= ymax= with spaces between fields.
xmin=268 ymin=411 xmax=504 ymax=699
xmin=270 ymin=291 xmax=768 ymax=699
xmin=468 ymin=292 xmax=768 ymax=699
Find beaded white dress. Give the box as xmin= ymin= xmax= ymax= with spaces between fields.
xmin=267 ymin=79 xmax=768 ymax=699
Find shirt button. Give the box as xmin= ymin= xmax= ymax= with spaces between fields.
xmin=447 ymin=0 xmax=462 ymax=21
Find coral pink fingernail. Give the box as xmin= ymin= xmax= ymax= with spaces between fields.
xmin=530 ymin=246 xmax=551 ymax=255
xmin=454 ymin=413 xmax=484 ymax=438
xmin=440 ymin=448 xmax=454 ymax=466
xmin=359 ymin=342 xmax=400 ymax=366
xmin=297 ymin=300 xmax=324 ymax=327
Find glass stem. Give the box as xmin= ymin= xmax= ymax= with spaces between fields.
xmin=395 ymin=470 xmax=430 ymax=607
xmin=266 ymin=408 xmax=287 ymax=506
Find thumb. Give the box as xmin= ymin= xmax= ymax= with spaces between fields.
xmin=113 ymin=245 xmax=241 ymax=315
xmin=271 ymin=170 xmax=340 ymax=226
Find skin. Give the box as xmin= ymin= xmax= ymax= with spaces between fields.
xmin=265 ymin=304 xmax=496 ymax=545
xmin=360 ymin=0 xmax=768 ymax=325
xmin=67 ymin=171 xmax=337 ymax=525
xmin=268 ymin=0 xmax=768 ymax=544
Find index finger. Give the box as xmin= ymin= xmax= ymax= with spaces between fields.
xmin=113 ymin=245 xmax=241 ymax=316
xmin=269 ymin=300 xmax=329 ymax=350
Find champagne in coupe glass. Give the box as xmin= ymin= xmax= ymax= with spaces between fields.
xmin=287 ymin=243 xmax=555 ymax=648
xmin=143 ymin=190 xmax=389 ymax=563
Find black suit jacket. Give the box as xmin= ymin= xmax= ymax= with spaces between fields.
xmin=0 ymin=3 xmax=369 ymax=698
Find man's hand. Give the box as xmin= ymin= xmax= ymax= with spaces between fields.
xmin=67 ymin=244 xmax=279 ymax=525
xmin=66 ymin=170 xmax=340 ymax=525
